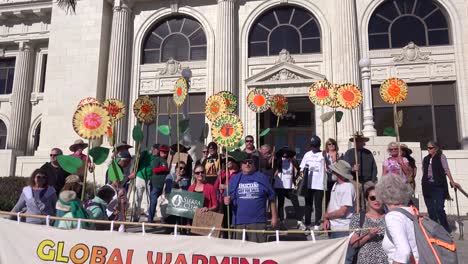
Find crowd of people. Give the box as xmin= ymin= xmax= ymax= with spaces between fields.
xmin=8 ymin=134 xmax=461 ymax=263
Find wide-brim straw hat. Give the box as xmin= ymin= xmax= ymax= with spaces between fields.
xmin=330 ymin=160 xmax=354 ymax=181
xmin=400 ymin=144 xmax=413 ymax=155
xmin=69 ymin=139 xmax=88 ymax=152
xmin=276 ymin=147 xmax=296 ymax=158
xmin=65 ymin=175 xmax=82 ymax=185
xmin=115 ymin=142 xmax=133 ymax=152
xmin=56 ymin=190 xmax=77 ymax=212
xmin=349 ymin=132 xmax=369 ymax=143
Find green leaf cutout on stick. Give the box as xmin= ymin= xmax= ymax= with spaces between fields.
xmin=57 ymin=155 xmax=83 ymax=174
xmin=335 ymin=111 xmax=344 ymax=123
xmin=132 ymin=123 xmax=144 ymax=142
xmin=89 ymin=147 xmax=110 ymax=165
xmin=320 ymin=111 xmax=335 ymax=123
xmin=108 ymin=160 xmax=124 ymax=182
xmin=158 ymin=125 xmax=171 ymax=136
xmin=383 ymin=127 xmax=397 ymax=137
xmin=259 ymin=128 xmax=270 ymax=137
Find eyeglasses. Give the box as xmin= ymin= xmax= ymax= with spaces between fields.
xmin=50 ymin=154 xmax=58 ymax=157
xmin=245 ymin=140 xmax=253 ymax=143
xmin=427 ymin=147 xmax=434 ymax=150
xmin=368 ymin=196 xmax=377 ymax=201
xmin=36 ymin=175 xmax=46 ymax=179
xmin=179 ymin=167 xmax=186 ymax=170
xmin=194 ymin=171 xmax=204 ymax=175
xmin=242 ymin=159 xmax=254 ymax=165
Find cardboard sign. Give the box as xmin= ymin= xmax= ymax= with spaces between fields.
xmin=166 ymin=190 xmax=204 ymax=219
xmin=191 ymin=209 xmax=224 ymax=237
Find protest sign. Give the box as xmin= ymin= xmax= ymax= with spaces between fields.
xmin=191 ymin=209 xmax=224 ymax=237
xmin=166 ymin=190 xmax=204 ymax=219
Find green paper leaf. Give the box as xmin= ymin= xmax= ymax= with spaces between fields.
xmin=132 ymin=124 xmax=144 ymax=142
xmin=108 ymin=160 xmax=124 ymax=182
xmin=137 ymin=150 xmax=153 ymax=172
xmin=89 ymin=147 xmax=110 ymax=165
xmin=383 ymin=127 xmax=397 ymax=137
xmin=320 ymin=111 xmax=335 ymax=123
xmin=57 ymin=155 xmax=83 ymax=174
xmin=179 ymin=119 xmax=189 ymax=134
xmin=336 ymin=111 xmax=344 ymax=123
xmin=396 ymin=110 xmax=404 ymax=128
xmin=259 ymin=128 xmax=270 ymax=137
xmin=158 ymin=125 xmax=171 ymax=136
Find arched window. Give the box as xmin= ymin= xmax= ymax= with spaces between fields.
xmin=369 ymin=0 xmax=450 ymax=50
xmin=142 ymin=16 xmax=207 ymax=64
xmin=0 ymin=120 xmax=6 ymax=149
xmin=249 ymin=6 xmax=321 ymax=57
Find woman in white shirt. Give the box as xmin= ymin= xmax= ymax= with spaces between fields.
xmin=376 ymin=174 xmax=418 ymax=264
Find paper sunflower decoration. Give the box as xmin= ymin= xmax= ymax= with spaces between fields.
xmin=205 ymin=94 xmax=227 ymax=122
xmin=133 ymin=96 xmax=157 ymax=124
xmin=379 ymin=78 xmax=408 ymax=104
xmin=270 ymin=95 xmax=288 ymax=117
xmin=211 ymin=114 xmax=244 ymax=147
xmin=247 ymin=88 xmax=270 ymax=113
xmin=328 ymin=84 xmax=341 ymax=109
xmin=336 ymin=84 xmax=362 ymax=109
xmin=103 ymin=99 xmax=125 ymax=122
xmin=308 ymin=80 xmax=335 ymax=106
xmin=73 ymin=103 xmax=112 ymax=139
xmin=77 ymin=97 xmax=100 ymax=107
xmin=173 ymin=77 xmax=188 ymax=107
xmin=217 ymin=91 xmax=238 ymax=113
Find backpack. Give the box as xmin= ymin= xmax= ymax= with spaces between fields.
xmin=387 ymin=206 xmax=457 ymax=264
xmin=84 ymin=200 xmax=107 ymax=219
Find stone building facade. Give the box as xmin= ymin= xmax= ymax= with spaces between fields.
xmin=0 ymin=0 xmax=468 ymax=214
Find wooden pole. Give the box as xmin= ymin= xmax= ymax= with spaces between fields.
xmin=393 ymin=104 xmax=401 ymax=156
xmin=129 ymin=123 xmax=144 ymax=222
xmin=321 ymin=106 xmax=327 ymax=221
xmin=271 ymin=116 xmax=280 ymax=169
xmin=80 ymin=139 xmax=91 ymax=201
xmin=257 ymin=112 xmax=260 ymax=148
xmin=168 ymin=99 xmax=172 ymax=146
xmin=225 ymin=148 xmax=230 ymax=239
xmin=90 ymin=141 xmax=96 ymax=197
xmin=333 ymin=108 xmax=338 ymax=141
xmin=177 ymin=106 xmax=180 ymax=164
xmin=350 ymin=109 xmax=360 ymax=212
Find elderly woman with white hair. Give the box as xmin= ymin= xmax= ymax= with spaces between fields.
xmin=382 ymin=142 xmax=412 ymax=181
xmin=376 ymin=175 xmax=418 ymax=264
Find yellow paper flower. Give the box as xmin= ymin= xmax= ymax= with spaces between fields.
xmin=173 ymin=77 xmax=188 ymax=107
xmin=247 ymin=89 xmax=270 ymax=113
xmin=211 ymin=114 xmax=244 ymax=147
xmin=103 ymin=99 xmax=126 ymax=122
xmin=336 ymin=84 xmax=362 ymax=109
xmin=380 ymin=78 xmax=408 ymax=104
xmin=73 ymin=103 xmax=111 ymax=139
xmin=133 ymin=96 xmax=157 ymax=124
xmin=308 ymin=80 xmax=335 ymax=106
xmin=270 ymin=95 xmax=288 ymax=117
xmin=217 ymin=91 xmax=238 ymax=113
xmin=77 ymin=97 xmax=100 ymax=107
xmin=206 ymin=95 xmax=227 ymax=122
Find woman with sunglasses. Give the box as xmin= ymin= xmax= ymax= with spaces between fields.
xmin=188 ymin=165 xmax=218 ymax=213
xmin=323 ymin=138 xmax=342 ymax=208
xmin=11 ymin=169 xmax=57 ymax=224
xmin=422 ymin=141 xmax=460 ymax=233
xmin=349 ymin=186 xmax=387 ymax=264
xmin=382 ymin=142 xmax=412 ymax=180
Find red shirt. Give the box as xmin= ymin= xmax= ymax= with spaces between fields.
xmin=214 ymin=170 xmax=238 ymax=203
xmin=188 ymin=183 xmax=218 ymax=209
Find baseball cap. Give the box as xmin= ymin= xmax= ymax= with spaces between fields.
xmin=310 ymin=135 xmax=321 ymax=148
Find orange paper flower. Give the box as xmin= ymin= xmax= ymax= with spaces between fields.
xmin=133 ymin=96 xmax=157 ymax=124
xmin=270 ymin=95 xmax=288 ymax=117
xmin=206 ymin=95 xmax=227 ymax=122
xmin=173 ymin=77 xmax=188 ymax=107
xmin=336 ymin=84 xmax=362 ymax=109
xmin=308 ymin=80 xmax=335 ymax=106
xmin=211 ymin=114 xmax=244 ymax=147
xmin=380 ymin=78 xmax=408 ymax=104
xmin=247 ymin=89 xmax=270 ymax=113
xmin=103 ymin=99 xmax=126 ymax=122
xmin=73 ymin=103 xmax=111 ymax=139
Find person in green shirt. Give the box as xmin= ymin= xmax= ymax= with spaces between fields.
xmin=85 ymin=185 xmax=115 ymax=230
xmin=148 ymin=145 xmax=169 ymax=223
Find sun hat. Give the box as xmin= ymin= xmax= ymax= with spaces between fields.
xmin=69 ymin=139 xmax=88 ymax=152
xmin=159 ymin=145 xmax=169 ymax=152
xmin=349 ymin=132 xmax=370 ymax=143
xmin=55 ymin=190 xmax=77 ymax=211
xmin=330 ymin=160 xmax=354 ymax=181
xmin=276 ymin=146 xmax=296 ymax=158
xmin=65 ymin=175 xmax=83 ymax=185
xmin=115 ymin=142 xmax=133 ymax=152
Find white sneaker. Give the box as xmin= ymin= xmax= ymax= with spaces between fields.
xmin=297 ymin=221 xmax=306 ymax=231
xmin=313 ymin=225 xmax=320 ymax=231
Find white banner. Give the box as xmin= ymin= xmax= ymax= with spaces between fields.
xmin=0 ymin=218 xmax=349 ymax=264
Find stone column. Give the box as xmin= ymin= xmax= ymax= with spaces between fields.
xmin=7 ymin=41 xmax=35 ymax=152
xmin=360 ymin=58 xmax=377 ymax=137
xmin=215 ymin=0 xmax=236 ymax=93
xmin=331 ymin=0 xmax=361 ymax=141
xmin=106 ymin=0 xmax=132 ymax=143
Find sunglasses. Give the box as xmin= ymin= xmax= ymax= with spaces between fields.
xmin=242 ymin=159 xmax=254 ymax=165
xmin=202 ymin=150 xmax=208 ymax=153
xmin=50 ymin=154 xmax=58 ymax=157
xmin=36 ymin=175 xmax=46 ymax=179
xmin=327 ymin=143 xmax=335 ymax=146
xmin=245 ymin=140 xmax=253 ymax=143
xmin=179 ymin=167 xmax=186 ymax=170
xmin=194 ymin=171 xmax=204 ymax=175
xmin=389 ymin=148 xmax=398 ymax=151
xmin=427 ymin=147 xmax=434 ymax=149
xmin=368 ymin=196 xmax=377 ymax=201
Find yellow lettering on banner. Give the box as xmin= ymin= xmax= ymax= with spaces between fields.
xmin=56 ymin=241 xmax=70 ymax=263
xmin=36 ymin=239 xmax=55 ymax=261
xmin=108 ymin=249 xmax=123 ymax=264
xmin=70 ymin=244 xmax=90 ymax=264
xmin=90 ymin=246 xmax=107 ymax=264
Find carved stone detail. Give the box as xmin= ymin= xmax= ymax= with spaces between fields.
xmin=392 ymin=42 xmax=431 ymax=62
xmin=269 ymin=69 xmax=300 ymax=81
xmin=159 ymin=58 xmax=183 ymax=75
xmin=276 ymin=49 xmax=295 ymax=64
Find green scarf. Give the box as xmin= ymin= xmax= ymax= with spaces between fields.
xmin=58 ymin=198 xmax=90 ymax=229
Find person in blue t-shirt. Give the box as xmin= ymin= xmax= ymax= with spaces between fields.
xmin=224 ymin=155 xmax=278 ymax=242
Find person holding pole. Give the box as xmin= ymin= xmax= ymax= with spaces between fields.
xmin=148 ymin=145 xmax=170 ymax=223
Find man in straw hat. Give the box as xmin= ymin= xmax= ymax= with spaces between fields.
xmin=343 ymin=132 xmax=377 ymax=210
xmin=69 ymin=139 xmax=94 ymax=178
xmin=323 ymin=160 xmax=356 ymax=239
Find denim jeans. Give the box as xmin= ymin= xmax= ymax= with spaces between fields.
xmin=423 ymin=185 xmax=451 ymax=232
xmin=148 ymin=186 xmax=163 ymax=223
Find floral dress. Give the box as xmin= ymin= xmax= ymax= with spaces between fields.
xmin=349 ymin=213 xmax=387 ymax=264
